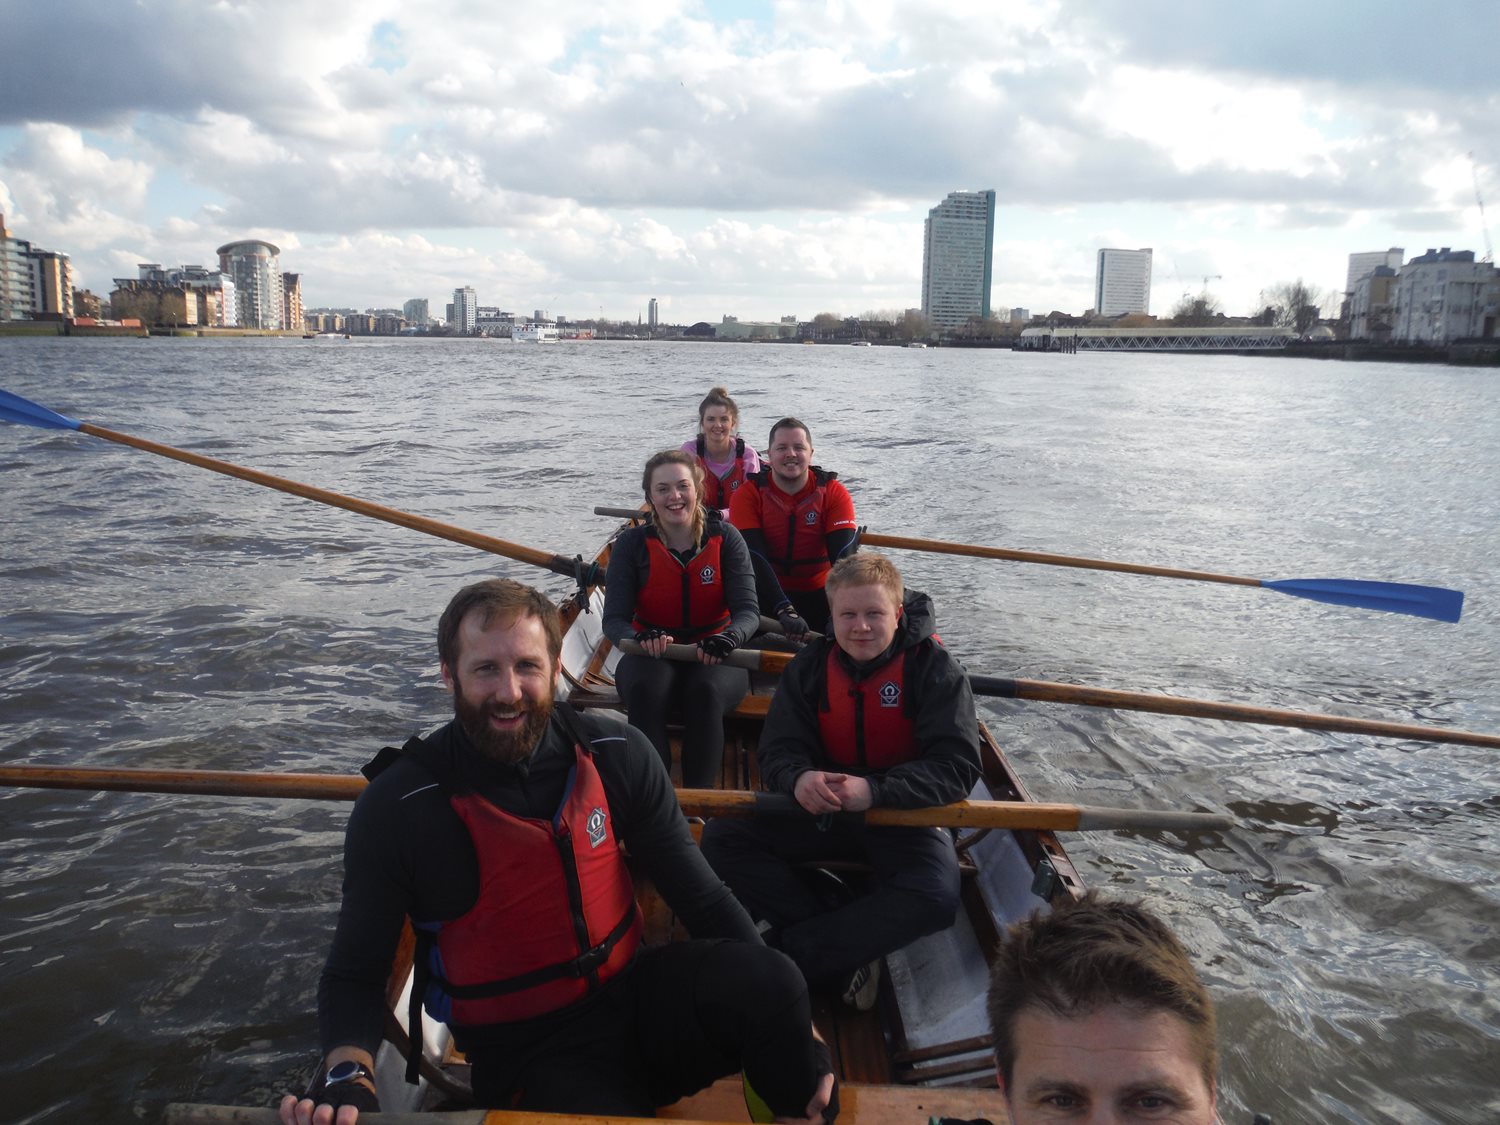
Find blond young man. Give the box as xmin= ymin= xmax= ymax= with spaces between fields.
xmin=701 ymin=554 xmax=981 ymax=1009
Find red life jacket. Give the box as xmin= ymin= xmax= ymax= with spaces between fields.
xmin=422 ymin=742 xmax=643 ymax=1028
xmin=818 ymin=645 xmax=920 ymax=770
xmin=696 ymin=435 xmax=748 ymax=511
xmin=630 ymin=531 xmax=732 ymax=641
xmin=749 ymin=467 xmax=838 ymax=592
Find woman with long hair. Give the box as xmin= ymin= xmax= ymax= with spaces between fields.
xmin=681 ymin=386 xmax=761 ymax=516
xmin=602 ymin=449 xmax=759 ymax=787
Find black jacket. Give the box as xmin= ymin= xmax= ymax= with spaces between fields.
xmin=757 ymin=589 xmax=982 ymax=809
xmin=317 ymin=707 xmax=758 ymax=1055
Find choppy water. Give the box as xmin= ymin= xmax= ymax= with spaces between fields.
xmin=1 ymin=337 xmax=1497 ymax=1124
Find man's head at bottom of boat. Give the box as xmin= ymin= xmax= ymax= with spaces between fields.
xmin=986 ymin=891 xmax=1219 ymax=1125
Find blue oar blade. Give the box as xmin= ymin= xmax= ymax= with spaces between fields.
xmin=1264 ymin=578 xmax=1464 ymax=623
xmin=0 ymin=389 xmax=83 ymax=431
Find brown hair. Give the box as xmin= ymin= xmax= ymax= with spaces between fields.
xmin=825 ymin=553 xmax=901 ymax=604
xmin=768 ymin=416 xmax=812 ymax=449
xmin=698 ymin=386 xmax=739 ymax=428
xmin=642 ymin=448 xmax=707 ymax=547
xmin=437 ymin=578 xmax=562 ymax=671
xmin=986 ymin=891 xmax=1217 ymax=1095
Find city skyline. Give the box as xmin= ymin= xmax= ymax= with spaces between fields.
xmin=1 ymin=2 xmax=1496 ymax=323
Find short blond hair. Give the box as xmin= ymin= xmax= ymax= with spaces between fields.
xmin=825 ymin=553 xmax=902 ymax=604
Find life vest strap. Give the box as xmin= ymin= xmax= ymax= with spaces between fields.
xmin=434 ymin=903 xmax=637 ymax=1000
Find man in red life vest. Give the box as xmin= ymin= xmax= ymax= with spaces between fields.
xmin=729 ymin=417 xmax=858 ymax=636
xmin=280 ymin=579 xmax=836 ymax=1125
xmin=700 ymin=554 xmax=982 ymax=1011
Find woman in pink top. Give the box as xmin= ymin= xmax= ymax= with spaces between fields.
xmin=680 ymin=386 xmax=761 ymax=516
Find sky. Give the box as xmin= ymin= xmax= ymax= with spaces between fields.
xmin=2 ymin=0 xmax=1497 ymax=325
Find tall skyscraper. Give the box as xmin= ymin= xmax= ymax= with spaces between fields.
xmin=648 ymin=297 xmax=659 ymax=331
xmin=1 ymin=213 xmax=36 ymax=321
xmin=453 ymin=287 xmax=477 ymax=333
xmin=921 ymin=190 xmax=996 ymax=329
xmin=1094 ymin=248 xmax=1153 ymax=316
xmin=1346 ymin=248 xmax=1404 ymax=294
xmin=216 ymin=239 xmax=285 ymax=329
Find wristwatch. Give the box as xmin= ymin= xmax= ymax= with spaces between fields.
xmin=325 ymin=1060 xmax=375 ymax=1088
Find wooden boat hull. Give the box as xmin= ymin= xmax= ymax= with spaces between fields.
xmin=368 ymin=525 xmax=1083 ymax=1115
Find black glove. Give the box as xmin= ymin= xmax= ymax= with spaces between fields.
xmin=698 ymin=632 xmax=738 ymax=660
xmin=302 ymin=1077 xmax=380 ymax=1115
xmin=634 ymin=628 xmax=667 ymax=645
xmin=776 ymin=604 xmax=810 ymax=638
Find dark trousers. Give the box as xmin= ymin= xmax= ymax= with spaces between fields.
xmin=700 ymin=815 xmax=961 ymax=986
xmin=615 ymin=653 xmax=749 ymax=787
xmin=462 ymin=941 xmax=821 ymax=1116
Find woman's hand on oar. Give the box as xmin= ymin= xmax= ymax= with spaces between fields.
xmin=616 ymin=640 xmax=1500 ymax=750
xmin=0 ymin=388 xmax=600 ymax=585
xmin=594 ymin=505 xmax=1464 ymax=623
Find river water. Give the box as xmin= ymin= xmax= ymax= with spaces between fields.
xmin=1 ymin=338 xmax=1497 ymax=1123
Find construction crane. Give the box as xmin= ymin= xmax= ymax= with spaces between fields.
xmin=1472 ymin=152 xmax=1494 ymax=263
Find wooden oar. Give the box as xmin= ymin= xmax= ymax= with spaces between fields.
xmin=675 ymin=788 xmax=1231 ymax=833
xmin=593 ymin=506 xmax=1464 ymax=623
xmin=0 ymin=764 xmax=1229 ymax=833
xmin=0 ymin=389 xmax=593 ymax=584
xmin=619 ymin=641 xmax=1500 ymax=750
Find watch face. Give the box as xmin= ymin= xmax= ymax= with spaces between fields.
xmin=327 ymin=1060 xmax=363 ymax=1084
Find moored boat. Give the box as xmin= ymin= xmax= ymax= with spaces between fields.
xmin=363 ymin=517 xmax=1083 ymax=1117
xmin=512 ymin=323 xmax=559 ymax=343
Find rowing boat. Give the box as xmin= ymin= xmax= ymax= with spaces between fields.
xmin=356 ymin=517 xmax=1084 ymax=1119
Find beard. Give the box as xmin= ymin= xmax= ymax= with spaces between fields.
xmin=454 ymin=688 xmax=554 ymax=765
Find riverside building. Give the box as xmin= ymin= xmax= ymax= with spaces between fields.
xmin=921 ymin=190 xmax=996 ymax=329
xmin=1391 ymin=248 xmax=1499 ymax=343
xmin=216 ymin=240 xmax=285 ymax=329
xmin=1094 ymin=248 xmax=1152 ymax=317
xmin=1346 ymin=248 xmax=1403 ymax=296
xmin=452 ymin=286 xmax=477 ymax=334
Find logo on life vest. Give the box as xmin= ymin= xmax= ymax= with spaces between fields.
xmin=804 ymin=511 xmax=818 ymax=525
xmin=699 ymin=564 xmax=716 ymax=585
xmin=879 ymin=681 xmax=901 ymax=708
xmin=586 ymin=807 xmax=608 ymax=848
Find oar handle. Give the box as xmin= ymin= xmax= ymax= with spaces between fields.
xmin=2 ymin=765 xmax=1230 ymax=833
xmin=673 ymin=789 xmax=1232 ymax=833
xmin=617 ymin=639 xmax=792 ymax=673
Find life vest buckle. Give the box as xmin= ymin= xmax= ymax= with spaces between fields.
xmin=569 ymin=941 xmax=612 ymax=977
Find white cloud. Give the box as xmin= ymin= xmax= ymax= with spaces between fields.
xmin=0 ymin=1 xmax=1494 ymax=318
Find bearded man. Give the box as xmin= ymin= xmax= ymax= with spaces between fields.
xmin=282 ymin=579 xmax=835 ymax=1125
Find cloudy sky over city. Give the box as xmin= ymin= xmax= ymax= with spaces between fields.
xmin=2 ymin=0 xmax=1497 ymax=324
